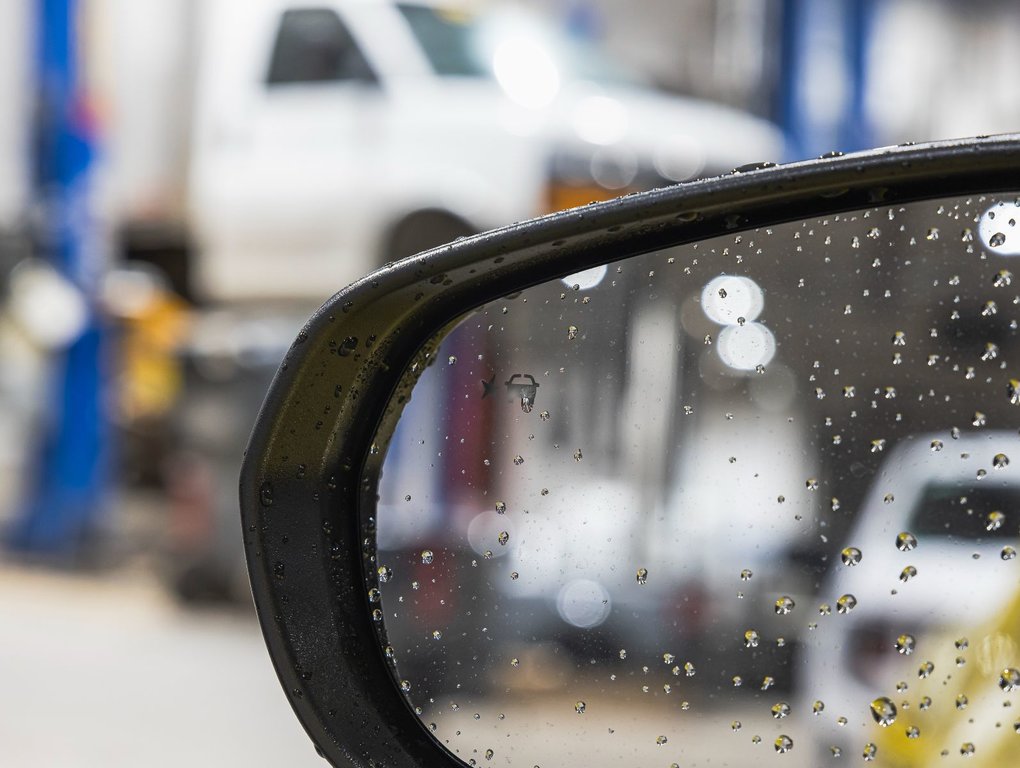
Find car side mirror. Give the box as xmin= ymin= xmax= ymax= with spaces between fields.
xmin=241 ymin=136 xmax=1020 ymax=768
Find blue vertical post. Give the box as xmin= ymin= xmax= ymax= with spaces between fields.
xmin=776 ymin=0 xmax=878 ymax=159
xmin=10 ymin=0 xmax=111 ymax=556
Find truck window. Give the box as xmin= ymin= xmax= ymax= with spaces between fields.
xmin=266 ymin=8 xmax=376 ymax=85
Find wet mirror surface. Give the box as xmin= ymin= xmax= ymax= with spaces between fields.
xmin=366 ymin=195 xmax=1020 ymax=767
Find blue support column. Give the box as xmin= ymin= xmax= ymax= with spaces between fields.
xmin=9 ymin=0 xmax=112 ymax=556
xmin=776 ymin=0 xmax=879 ymax=159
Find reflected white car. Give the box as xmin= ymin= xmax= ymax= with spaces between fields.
xmin=802 ymin=431 xmax=1020 ymax=758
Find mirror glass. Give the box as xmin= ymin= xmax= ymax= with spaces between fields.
xmin=367 ymin=194 xmax=1020 ymax=767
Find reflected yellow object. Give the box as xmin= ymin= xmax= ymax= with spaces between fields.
xmin=116 ymin=289 xmax=190 ymax=422
xmin=874 ymin=589 xmax=1020 ymax=767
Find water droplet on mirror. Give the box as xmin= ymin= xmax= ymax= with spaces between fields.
xmin=805 ymin=478 xmax=819 ymax=490
xmin=918 ymin=661 xmax=934 ymax=678
xmin=744 ymin=629 xmax=760 ymax=648
xmin=497 ymin=530 xmax=509 ymax=546
xmin=987 ymin=511 xmax=1006 ymax=531
xmin=573 ymin=448 xmax=583 ymax=462
xmin=377 ymin=565 xmax=393 ymax=583
xmin=836 ymin=594 xmax=858 ymax=614
xmin=871 ymin=697 xmax=897 ymax=726
xmin=999 ymin=668 xmax=1020 ymax=691
xmin=895 ymin=633 xmax=917 ymax=655
xmin=421 ymin=549 xmax=434 ymax=565
xmin=1009 ymin=380 xmax=1020 ymax=405
xmin=995 ymin=269 xmax=1013 ymax=287
xmin=618 ymin=649 xmax=627 ymax=659
xmin=840 ymin=546 xmax=863 ymax=567
xmin=927 ymin=227 xmax=940 ymax=240
xmin=771 ymin=701 xmax=791 ymax=719
xmin=567 ymin=325 xmax=579 ymax=340
xmin=774 ymin=595 xmax=795 ymax=615
xmin=656 ymin=735 xmax=668 ymax=745
xmin=574 ymin=700 xmax=586 ymax=714
xmin=513 ymin=454 xmax=524 ymax=466
xmin=510 ymin=657 xmax=520 ymax=667
xmin=863 ymin=742 xmax=878 ymax=761
xmin=447 ymin=355 xmax=457 ymax=365
xmin=892 ymin=330 xmax=907 ymax=346
xmin=1002 ymin=546 xmax=1017 ymax=560
xmin=991 ymin=232 xmax=1007 ymax=247
xmin=663 ymin=652 xmax=676 ymax=664
xmin=731 ymin=720 xmax=741 ymax=731
xmin=919 ymin=696 xmax=931 ymax=710
xmin=773 ymin=735 xmax=793 ymax=754
xmin=896 ymin=532 xmax=918 ymax=552
xmin=960 ymin=742 xmax=976 ymax=756
xmin=740 ymin=568 xmax=753 ymax=581
xmin=906 ymin=726 xmax=920 ymax=739
xmin=636 ymin=568 xmax=648 ymax=585
xmin=818 ymin=603 xmax=832 ymax=616
xmin=761 ymin=676 xmax=775 ymax=690
xmin=495 ymin=501 xmax=506 ymax=514
xmin=684 ymin=661 xmax=696 ymax=677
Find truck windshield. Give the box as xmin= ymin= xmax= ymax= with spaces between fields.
xmin=397 ymin=4 xmax=639 ymax=86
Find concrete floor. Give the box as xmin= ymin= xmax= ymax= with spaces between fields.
xmin=0 ymin=562 xmax=321 ymax=768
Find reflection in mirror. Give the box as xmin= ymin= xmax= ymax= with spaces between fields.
xmin=364 ymin=194 xmax=1020 ymax=767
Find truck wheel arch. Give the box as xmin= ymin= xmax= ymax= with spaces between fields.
xmin=381 ymin=208 xmax=476 ymax=267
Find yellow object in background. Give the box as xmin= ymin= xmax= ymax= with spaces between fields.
xmin=873 ymin=588 xmax=1020 ymax=767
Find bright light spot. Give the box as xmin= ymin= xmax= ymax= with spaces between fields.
xmin=562 ymin=264 xmax=607 ymax=290
xmin=701 ymin=275 xmax=765 ymax=325
xmin=8 ymin=260 xmax=88 ymax=349
xmin=467 ymin=511 xmax=513 ymax=558
xmin=492 ymin=38 xmax=560 ymax=109
xmin=654 ymin=135 xmax=705 ymax=182
xmin=590 ymin=146 xmax=638 ymax=189
xmin=556 ymin=578 xmax=611 ymax=628
xmin=573 ymin=95 xmax=629 ymax=146
xmin=717 ymin=322 xmax=777 ymax=371
xmin=978 ymin=200 xmax=1020 ymax=256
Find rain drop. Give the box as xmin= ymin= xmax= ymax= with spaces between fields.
xmin=999 ymin=667 xmax=1020 ymax=692
xmin=841 ymin=546 xmax=862 ymax=566
xmin=771 ymin=701 xmax=791 ymax=719
xmin=870 ymin=697 xmax=897 ymax=726
xmin=774 ymin=595 xmax=796 ymax=615
xmin=895 ymin=633 xmax=916 ymax=655
xmin=896 ymin=532 xmax=918 ymax=552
